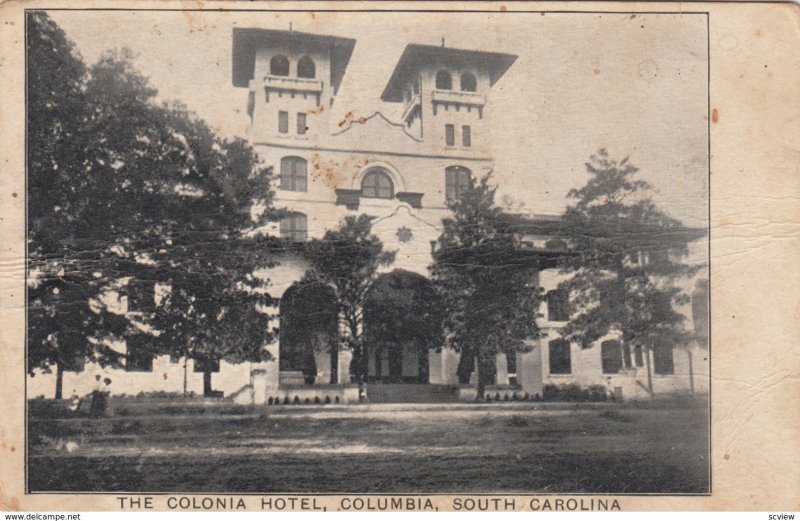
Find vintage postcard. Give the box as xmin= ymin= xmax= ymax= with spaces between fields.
xmin=0 ymin=0 xmax=798 ymax=513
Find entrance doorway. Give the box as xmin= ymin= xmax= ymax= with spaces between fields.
xmin=279 ymin=281 xmax=338 ymax=384
xmin=363 ymin=270 xmax=444 ymax=383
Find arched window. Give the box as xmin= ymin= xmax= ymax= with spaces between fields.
xmin=280 ymin=212 xmax=308 ymax=241
xmin=270 ymin=55 xmax=289 ymax=76
xmin=361 ymin=168 xmax=394 ymax=199
xmin=297 ymin=55 xmax=316 ymax=79
xmin=280 ymin=156 xmax=307 ymax=192
xmin=445 ymin=166 xmax=471 ymax=202
xmin=460 ymin=72 xmax=477 ymax=92
xmin=435 ymin=70 xmax=452 ymax=90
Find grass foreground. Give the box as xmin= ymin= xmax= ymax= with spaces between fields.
xmin=28 ymin=397 xmax=710 ymax=494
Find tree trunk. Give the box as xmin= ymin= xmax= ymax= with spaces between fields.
xmin=687 ymin=348 xmax=695 ymax=394
xmin=329 ymin=346 xmax=338 ymax=384
xmin=417 ymin=344 xmax=429 ymax=384
xmin=183 ymin=358 xmax=188 ymax=397
xmin=374 ymin=346 xmax=382 ymax=380
xmin=354 ymin=347 xmax=367 ymax=401
xmin=456 ymin=350 xmax=475 ymax=385
xmin=645 ymin=346 xmax=654 ymax=398
xmin=55 ymin=362 xmax=64 ymax=400
xmin=203 ymin=370 xmax=213 ymax=397
xmin=475 ymin=351 xmax=496 ymax=401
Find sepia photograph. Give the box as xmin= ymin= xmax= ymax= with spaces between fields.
xmin=23 ymin=7 xmax=711 ymax=496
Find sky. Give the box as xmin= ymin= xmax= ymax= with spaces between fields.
xmin=50 ymin=9 xmax=709 ymax=229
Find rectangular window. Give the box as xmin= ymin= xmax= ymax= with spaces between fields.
xmin=634 ymin=345 xmax=644 ymax=367
xmin=445 ymin=167 xmax=471 ymax=202
xmin=549 ymin=339 xmax=571 ymax=374
xmin=462 ymin=125 xmax=471 ymax=147
xmin=653 ymin=346 xmax=675 ymax=375
xmin=126 ymin=338 xmax=153 ymax=372
xmin=297 ymin=112 xmax=307 ymax=135
xmin=601 ymin=340 xmax=623 ymax=374
xmin=278 ymin=111 xmax=288 ymax=134
xmin=280 ymin=213 xmax=308 ymax=241
xmin=445 ymin=124 xmax=455 ymax=146
xmin=546 ymin=289 xmax=570 ymax=321
xmin=280 ymin=157 xmax=307 ymax=192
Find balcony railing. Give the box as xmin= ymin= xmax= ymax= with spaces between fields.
xmin=431 ymin=89 xmax=486 ymax=107
xmin=402 ymin=93 xmax=421 ymax=123
xmin=262 ymin=75 xmax=324 ymax=94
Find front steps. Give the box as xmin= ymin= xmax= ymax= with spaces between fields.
xmin=365 ymin=383 xmax=461 ymax=403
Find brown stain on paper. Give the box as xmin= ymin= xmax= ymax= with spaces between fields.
xmin=337 ymin=111 xmax=367 ymax=128
xmin=310 ymin=153 xmax=369 ymax=189
xmin=711 ymin=108 xmax=719 ymax=124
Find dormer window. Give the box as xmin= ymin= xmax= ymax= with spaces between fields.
xmin=270 ymin=55 xmax=289 ymax=77
xmin=361 ymin=168 xmax=394 ymax=199
xmin=460 ymin=72 xmax=477 ymax=92
xmin=435 ymin=70 xmax=452 ymax=90
xmin=297 ymin=56 xmax=316 ymax=79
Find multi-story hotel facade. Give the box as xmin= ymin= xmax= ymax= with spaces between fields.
xmin=28 ymin=27 xmax=709 ymax=403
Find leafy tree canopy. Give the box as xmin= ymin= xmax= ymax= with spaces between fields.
xmin=431 ymin=173 xmax=542 ymax=396
xmin=302 ymin=215 xmax=395 ymax=390
xmin=557 ymin=149 xmax=705 ymax=362
xmin=27 ymin=12 xmax=279 ymax=397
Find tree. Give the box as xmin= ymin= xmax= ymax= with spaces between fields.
xmin=27 ymin=12 xmax=130 ymax=398
xmin=27 ymin=12 xmax=279 ymax=397
xmin=557 ymin=149 xmax=704 ymax=396
xmin=430 ymin=174 xmax=543 ymax=399
xmin=302 ymin=215 xmax=395 ymax=396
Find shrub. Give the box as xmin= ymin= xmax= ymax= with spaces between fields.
xmin=588 ymin=385 xmax=608 ymax=402
xmin=542 ymin=384 xmax=559 ymax=401
xmin=542 ymin=383 xmax=610 ymax=402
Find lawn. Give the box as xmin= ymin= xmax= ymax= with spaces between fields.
xmin=27 ymin=398 xmax=710 ymax=493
